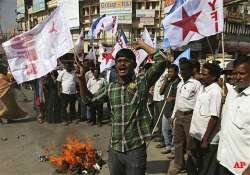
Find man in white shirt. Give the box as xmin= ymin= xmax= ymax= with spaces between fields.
xmin=188 ymin=62 xmax=222 ymax=175
xmin=153 ymin=68 xmax=168 ymax=143
xmin=217 ymin=56 xmax=250 ymax=175
xmin=87 ymin=67 xmax=106 ymax=126
xmin=57 ymin=63 xmax=77 ymax=125
xmin=169 ymin=58 xmax=201 ymax=175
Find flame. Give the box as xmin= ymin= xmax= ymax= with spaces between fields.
xmin=48 ymin=136 xmax=96 ymax=172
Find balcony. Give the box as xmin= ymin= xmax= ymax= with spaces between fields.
xmin=47 ymin=0 xmax=58 ymax=9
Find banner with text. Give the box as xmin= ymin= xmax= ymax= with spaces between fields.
xmin=100 ymin=0 xmax=132 ymax=24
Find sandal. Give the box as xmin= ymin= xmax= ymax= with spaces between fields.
xmin=37 ymin=114 xmax=44 ymax=124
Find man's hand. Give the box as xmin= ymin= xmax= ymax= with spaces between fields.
xmin=165 ymin=97 xmax=175 ymax=102
xmin=77 ymin=63 xmax=85 ymax=79
xmin=133 ymin=39 xmax=155 ymax=55
xmin=149 ymin=86 xmax=154 ymax=96
xmin=133 ymin=38 xmax=146 ymax=50
xmin=201 ymin=139 xmax=209 ymax=152
xmin=169 ymin=118 xmax=174 ymax=129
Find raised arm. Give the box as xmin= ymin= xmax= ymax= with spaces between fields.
xmin=133 ymin=39 xmax=173 ymax=88
xmin=134 ymin=39 xmax=156 ymax=55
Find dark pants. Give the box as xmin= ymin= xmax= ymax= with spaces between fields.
xmin=218 ymin=164 xmax=234 ymax=175
xmin=154 ymin=101 xmax=164 ymax=142
xmin=89 ymin=103 xmax=103 ymax=124
xmin=173 ymin=111 xmax=193 ymax=169
xmin=187 ymin=138 xmax=219 ymax=175
xmin=77 ymin=96 xmax=86 ymax=121
xmin=108 ymin=144 xmax=147 ymax=175
xmin=60 ymin=93 xmax=76 ymax=122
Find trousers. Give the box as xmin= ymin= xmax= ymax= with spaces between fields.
xmin=108 ymin=144 xmax=147 ymax=175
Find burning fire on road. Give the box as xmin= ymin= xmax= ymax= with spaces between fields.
xmin=44 ymin=136 xmax=104 ymax=175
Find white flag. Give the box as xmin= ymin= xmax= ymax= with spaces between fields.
xmin=99 ymin=16 xmax=118 ymax=35
xmin=2 ymin=4 xmax=73 ymax=84
xmin=135 ymin=28 xmax=154 ymax=71
xmin=86 ymin=48 xmax=95 ymax=60
xmin=89 ymin=15 xmax=118 ymax=40
xmin=100 ymin=50 xmax=115 ymax=73
xmin=162 ymin=0 xmax=223 ymax=48
xmin=142 ymin=27 xmax=154 ymax=47
xmin=153 ymin=33 xmax=157 ymax=48
xmin=98 ymin=43 xmax=105 ymax=62
xmin=75 ymin=28 xmax=84 ymax=61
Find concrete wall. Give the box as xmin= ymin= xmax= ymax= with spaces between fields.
xmin=0 ymin=0 xmax=16 ymax=33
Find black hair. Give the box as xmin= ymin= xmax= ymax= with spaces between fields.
xmin=115 ymin=48 xmax=136 ymax=67
xmin=203 ymin=62 xmax=222 ymax=80
xmin=233 ymin=55 xmax=250 ymax=68
xmin=179 ymin=58 xmax=192 ymax=70
xmin=179 ymin=57 xmax=189 ymax=64
xmin=190 ymin=59 xmax=200 ymax=72
xmin=168 ymin=64 xmax=179 ymax=73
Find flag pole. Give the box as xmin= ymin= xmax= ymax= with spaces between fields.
xmin=92 ymin=45 xmax=97 ymax=66
xmin=72 ymin=47 xmax=80 ymax=66
xmin=221 ymin=32 xmax=227 ymax=97
xmin=206 ymin=37 xmax=215 ymax=60
xmin=221 ymin=32 xmax=225 ymax=69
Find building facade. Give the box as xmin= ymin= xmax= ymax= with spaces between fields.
xmin=14 ymin=0 xmax=250 ymax=56
xmin=224 ymin=0 xmax=250 ymax=55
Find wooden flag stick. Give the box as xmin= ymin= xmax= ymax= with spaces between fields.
xmin=221 ymin=32 xmax=227 ymax=97
xmin=221 ymin=32 xmax=225 ymax=69
xmin=206 ymin=37 xmax=215 ymax=60
xmin=92 ymin=45 xmax=97 ymax=66
xmin=72 ymin=47 xmax=81 ymax=66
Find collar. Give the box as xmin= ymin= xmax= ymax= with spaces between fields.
xmin=240 ymin=86 xmax=250 ymax=96
xmin=234 ymin=85 xmax=250 ymax=96
xmin=181 ymin=77 xmax=196 ymax=84
xmin=92 ymin=77 xmax=100 ymax=81
xmin=203 ymin=82 xmax=219 ymax=92
xmin=116 ymin=74 xmax=136 ymax=86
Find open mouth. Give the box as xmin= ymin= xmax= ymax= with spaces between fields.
xmin=118 ymin=67 xmax=127 ymax=74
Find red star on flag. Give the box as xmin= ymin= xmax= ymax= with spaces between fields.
xmin=171 ymin=7 xmax=201 ymax=40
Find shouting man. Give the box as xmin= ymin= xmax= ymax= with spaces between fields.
xmin=78 ymin=40 xmax=171 ymax=175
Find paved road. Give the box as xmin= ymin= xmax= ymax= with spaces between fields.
xmin=0 ymin=88 xmax=176 ymax=175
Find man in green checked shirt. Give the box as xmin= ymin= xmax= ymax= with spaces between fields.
xmin=78 ymin=39 xmax=172 ymax=175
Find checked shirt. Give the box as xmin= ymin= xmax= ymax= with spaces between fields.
xmin=84 ymin=50 xmax=168 ymax=152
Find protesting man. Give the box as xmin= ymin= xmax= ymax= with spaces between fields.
xmin=57 ymin=63 xmax=77 ymax=126
xmin=159 ymin=64 xmax=180 ymax=154
xmin=188 ymin=62 xmax=222 ymax=175
xmin=169 ymin=58 xmax=201 ymax=175
xmin=217 ymin=56 xmax=250 ymax=175
xmin=86 ymin=66 xmax=106 ymax=126
xmin=78 ymin=39 xmax=171 ymax=175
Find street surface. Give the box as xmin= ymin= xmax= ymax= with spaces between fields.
xmin=0 ymin=88 xmax=182 ymax=175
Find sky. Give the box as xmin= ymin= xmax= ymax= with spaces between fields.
xmin=0 ymin=0 xmax=17 ymax=33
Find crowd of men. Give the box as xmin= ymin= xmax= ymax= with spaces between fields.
xmin=0 ymin=39 xmax=249 ymax=175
